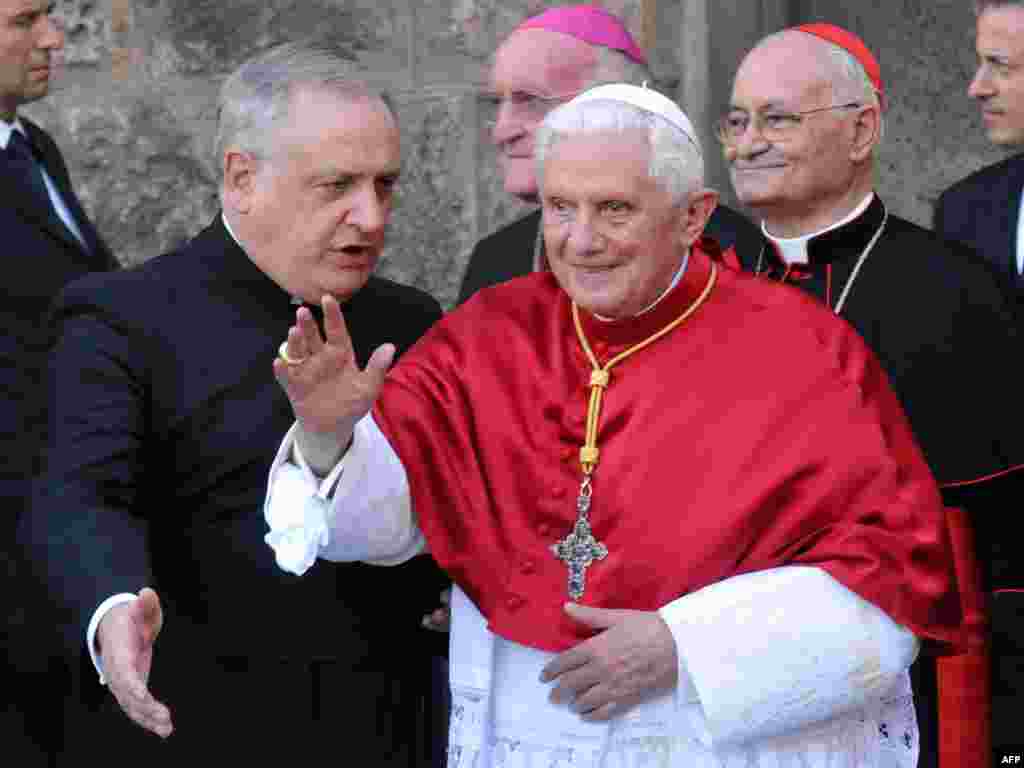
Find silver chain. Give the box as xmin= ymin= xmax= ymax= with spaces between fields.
xmin=755 ymin=207 xmax=889 ymax=316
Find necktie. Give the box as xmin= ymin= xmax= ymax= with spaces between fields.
xmin=5 ymin=130 xmax=54 ymax=217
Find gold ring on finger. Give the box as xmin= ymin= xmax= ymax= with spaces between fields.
xmin=278 ymin=341 xmax=308 ymax=366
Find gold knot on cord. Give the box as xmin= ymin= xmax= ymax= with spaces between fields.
xmin=579 ymin=445 xmax=600 ymax=466
xmin=555 ymin=261 xmax=718 ymax=600
xmin=570 ymin=261 xmax=718 ymax=480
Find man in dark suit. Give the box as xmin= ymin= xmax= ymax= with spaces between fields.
xmin=1 ymin=1 xmax=116 ymax=761
xmin=20 ymin=41 xmax=446 ymax=764
xmin=456 ymin=4 xmax=759 ymax=305
xmin=933 ymin=1 xmax=1024 ymax=757
xmin=935 ymin=0 xmax=1024 ymax=317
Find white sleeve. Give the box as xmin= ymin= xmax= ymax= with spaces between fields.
xmin=658 ymin=565 xmax=919 ymax=748
xmin=264 ymin=412 xmax=426 ymax=576
xmin=85 ymin=593 xmax=138 ymax=684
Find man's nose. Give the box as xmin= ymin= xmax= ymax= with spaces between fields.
xmin=491 ymin=102 xmax=530 ymax=146
xmin=566 ymin=212 xmax=602 ymax=254
xmin=38 ymin=14 xmax=64 ymax=50
xmin=347 ymin=185 xmax=388 ymax=233
xmin=728 ymin=123 xmax=769 ymax=161
xmin=968 ymin=66 xmax=994 ymax=100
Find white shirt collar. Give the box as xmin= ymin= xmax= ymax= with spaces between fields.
xmin=220 ymin=211 xmax=244 ymax=250
xmin=0 ymin=117 xmax=28 ymax=150
xmin=763 ymin=192 xmax=875 ymax=265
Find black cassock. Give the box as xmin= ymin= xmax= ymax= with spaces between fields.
xmin=730 ymin=194 xmax=1024 ymax=763
xmin=22 ymin=216 xmax=449 ymax=765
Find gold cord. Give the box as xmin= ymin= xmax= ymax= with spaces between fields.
xmin=570 ymin=261 xmax=718 ymax=475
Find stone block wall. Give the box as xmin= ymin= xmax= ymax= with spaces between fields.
xmin=24 ymin=1 xmax=1009 ymax=308
xmin=791 ymin=0 xmax=1009 ymax=231
xmin=25 ymin=0 xmax=659 ymax=309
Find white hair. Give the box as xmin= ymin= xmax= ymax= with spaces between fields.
xmin=215 ymin=40 xmax=392 ymax=181
xmin=751 ymin=30 xmax=886 ymax=144
xmin=820 ymin=40 xmax=886 ymax=140
xmin=975 ymin=1 xmax=1024 ymax=11
xmin=588 ymin=47 xmax=652 ymax=88
xmin=534 ymin=97 xmax=703 ymax=205
xmin=824 ymin=44 xmax=881 ymax=108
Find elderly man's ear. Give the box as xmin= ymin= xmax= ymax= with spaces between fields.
xmin=680 ymin=189 xmax=719 ymax=247
xmin=221 ymin=150 xmax=259 ymax=214
xmin=849 ymin=104 xmax=881 ymax=163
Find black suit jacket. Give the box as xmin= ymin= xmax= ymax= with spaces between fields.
xmin=1 ymin=117 xmax=115 ymax=517
xmin=2 ymin=118 xmax=115 ymax=758
xmin=24 ymin=217 xmax=447 ymax=668
xmin=935 ymin=153 xmax=1024 ymax=317
xmin=935 ymin=163 xmax=1024 ymax=754
xmin=456 ymin=204 xmax=761 ymax=304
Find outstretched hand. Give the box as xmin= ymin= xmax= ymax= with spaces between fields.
xmin=96 ymin=587 xmax=172 ymax=738
xmin=539 ymin=603 xmax=678 ymax=722
xmin=273 ymin=295 xmax=395 ymax=444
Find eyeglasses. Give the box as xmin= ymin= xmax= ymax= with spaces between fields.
xmin=715 ymin=102 xmax=862 ymax=145
xmin=478 ymin=89 xmax=579 ymax=127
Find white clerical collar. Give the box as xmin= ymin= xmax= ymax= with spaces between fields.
xmin=763 ymin=193 xmax=875 ymax=265
xmin=221 ymin=211 xmax=245 ymax=251
xmin=593 ymin=249 xmax=689 ymax=322
xmin=0 ymin=117 xmax=28 ymax=150
xmin=221 ymin=212 xmax=303 ymax=305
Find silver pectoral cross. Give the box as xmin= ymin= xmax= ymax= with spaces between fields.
xmin=549 ymin=483 xmax=608 ymax=600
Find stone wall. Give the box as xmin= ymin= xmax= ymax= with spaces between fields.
xmin=24 ymin=1 xmax=1010 ymax=308
xmin=26 ymin=0 xmax=658 ymax=309
xmin=790 ymin=0 xmax=1009 ymax=231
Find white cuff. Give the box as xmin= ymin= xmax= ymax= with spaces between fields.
xmin=264 ymin=422 xmax=349 ymax=575
xmin=264 ymin=414 xmax=425 ymax=573
xmin=658 ymin=566 xmax=918 ymax=748
xmin=86 ymin=593 xmax=138 ymax=685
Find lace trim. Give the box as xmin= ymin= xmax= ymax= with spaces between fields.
xmin=447 ymin=690 xmax=918 ymax=768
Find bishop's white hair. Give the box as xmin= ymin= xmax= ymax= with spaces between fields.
xmin=534 ymin=96 xmax=704 ymax=206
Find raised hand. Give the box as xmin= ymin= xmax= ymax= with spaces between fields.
xmin=273 ymin=295 xmax=395 ymax=446
xmin=96 ymin=587 xmax=173 ymax=738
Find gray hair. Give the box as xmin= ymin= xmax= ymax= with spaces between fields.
xmin=821 ymin=41 xmax=885 ymax=141
xmin=534 ymin=97 xmax=703 ymax=205
xmin=214 ymin=40 xmax=392 ymax=181
xmin=823 ymin=44 xmax=881 ymax=109
xmin=975 ymin=1 xmax=1024 ymax=11
xmin=587 ymin=47 xmax=652 ymax=88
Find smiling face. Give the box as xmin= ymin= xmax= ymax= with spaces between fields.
xmin=970 ymin=5 xmax=1024 ymax=146
xmin=541 ymin=129 xmax=708 ymax=319
xmin=725 ymin=32 xmax=876 ymax=235
xmin=224 ymin=86 xmax=400 ymax=305
xmin=0 ymin=0 xmax=63 ymax=121
xmin=488 ymin=28 xmax=596 ymax=201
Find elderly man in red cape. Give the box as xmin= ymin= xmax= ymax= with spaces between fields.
xmin=264 ymin=84 xmax=963 ymax=767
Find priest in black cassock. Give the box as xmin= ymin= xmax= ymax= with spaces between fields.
xmin=720 ymin=23 xmax=1024 ymax=765
xmin=456 ymin=4 xmax=760 ymax=306
xmin=20 ymin=41 xmax=447 ymax=765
